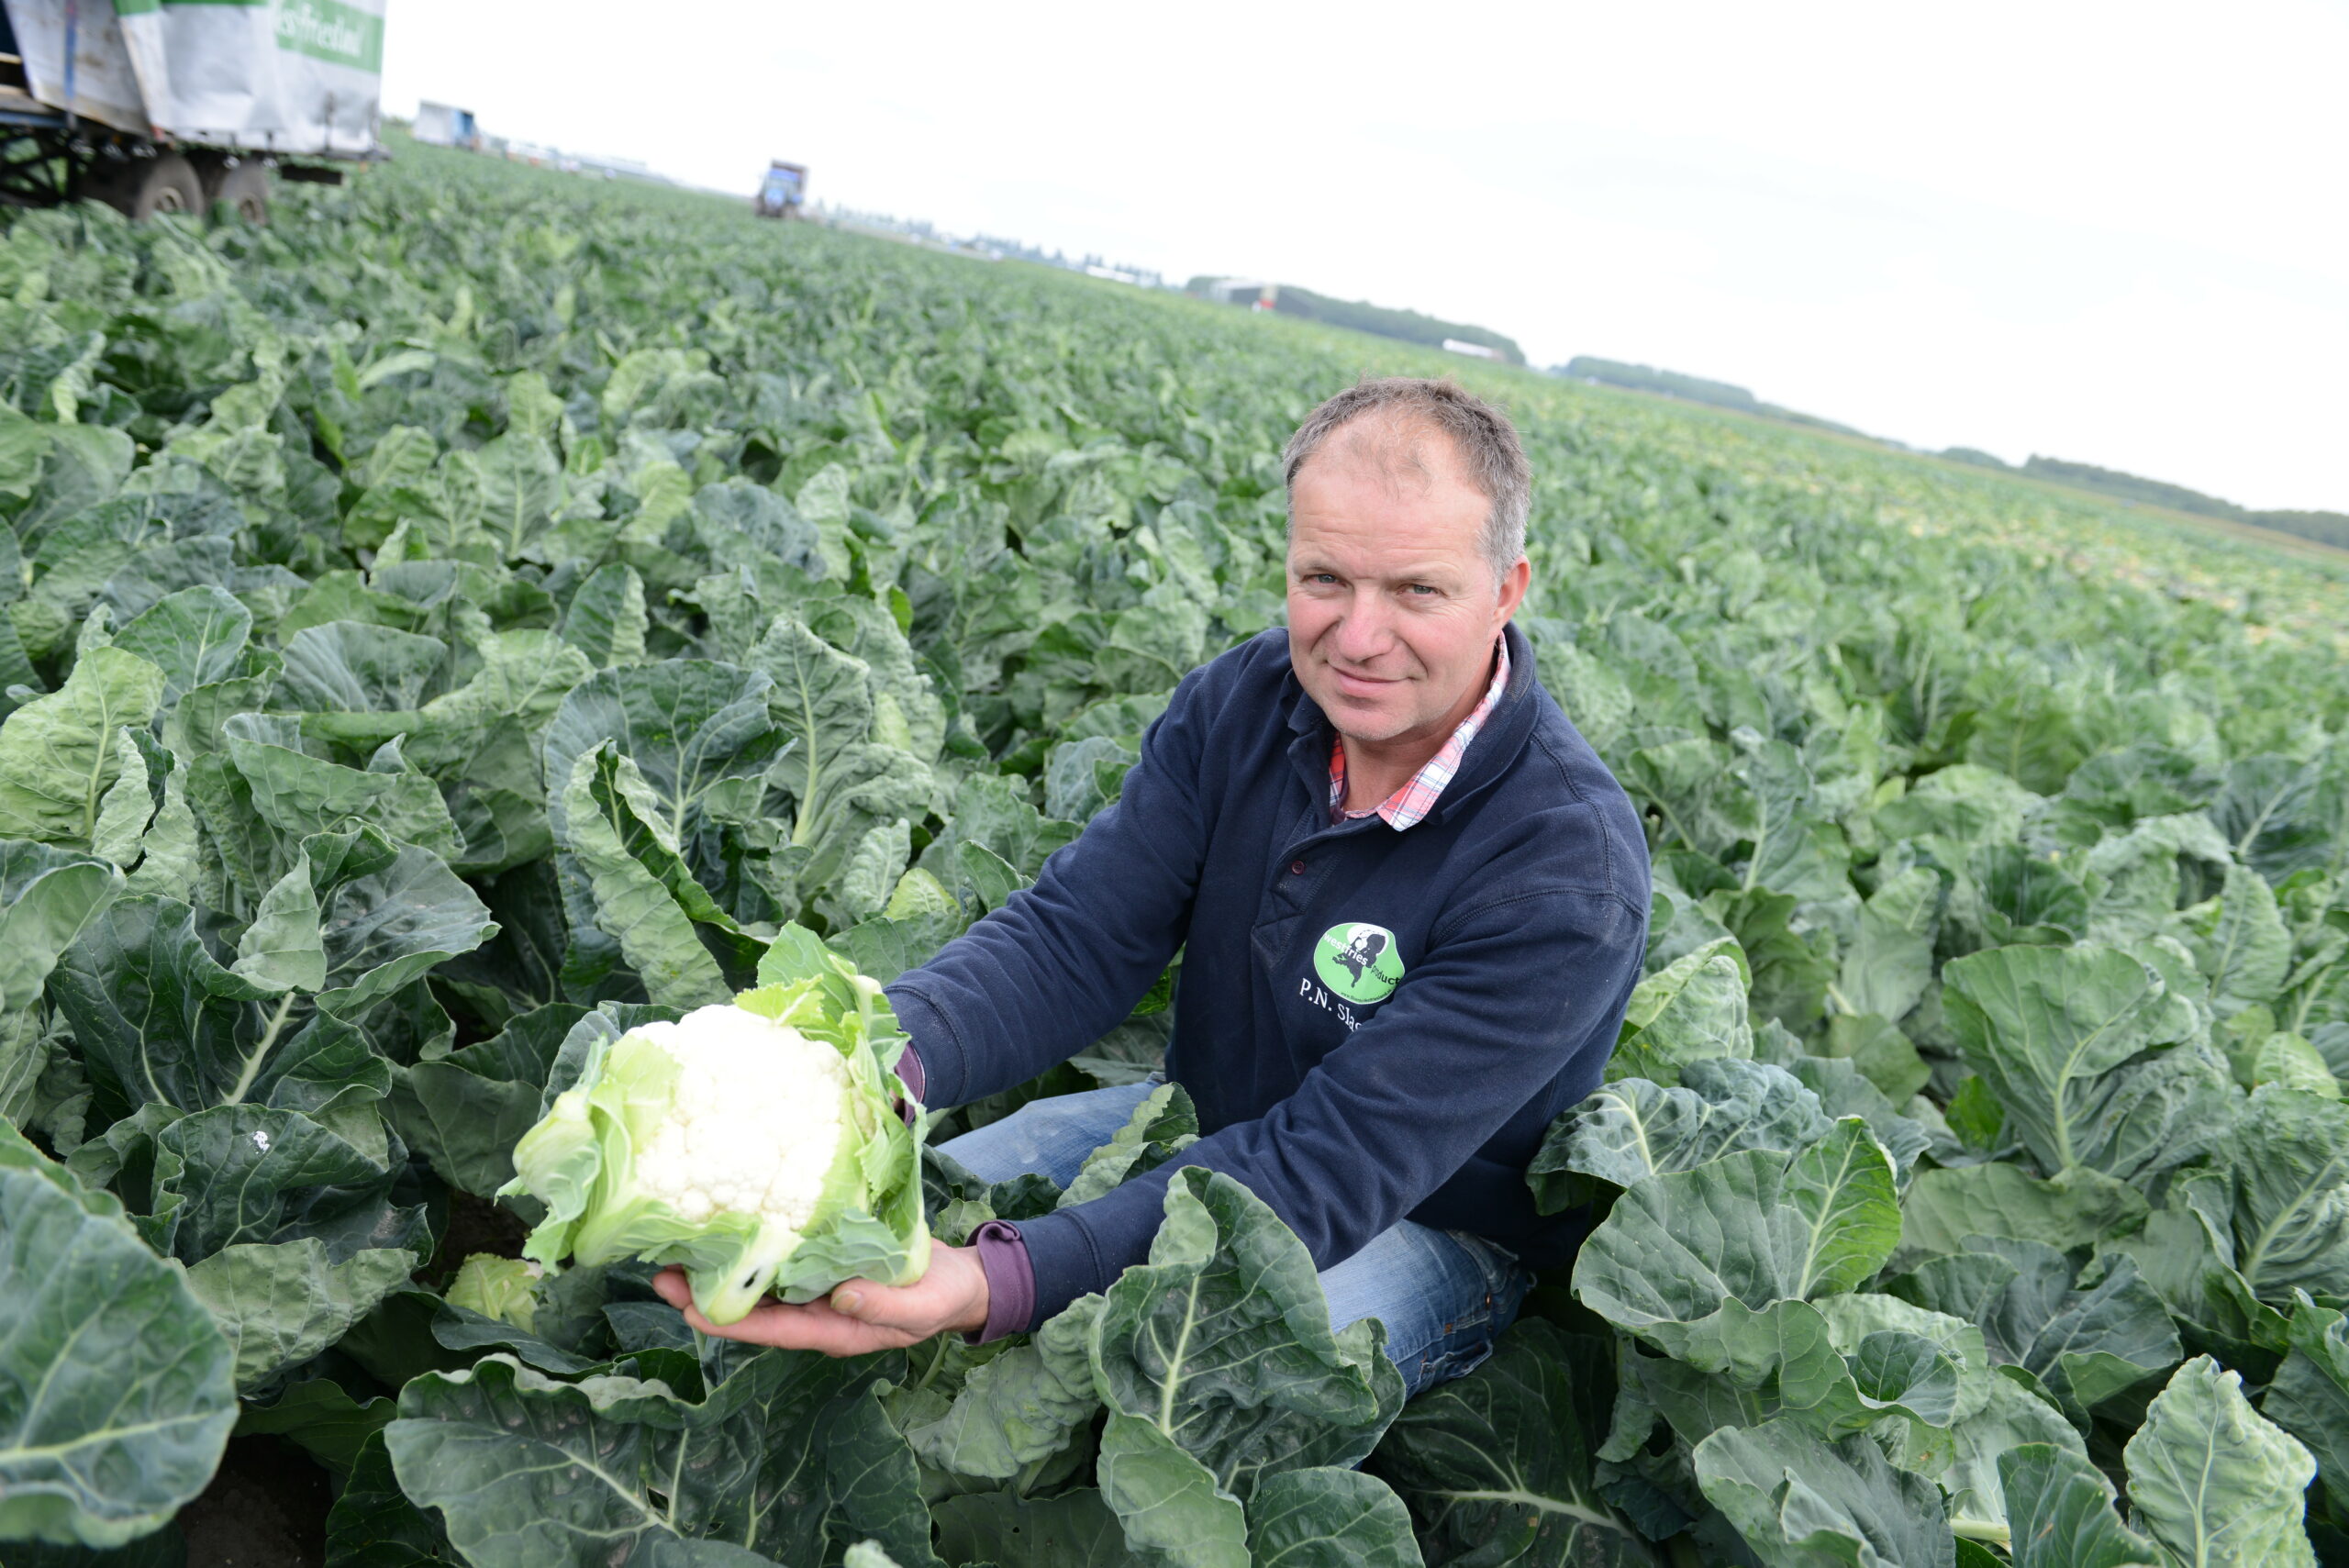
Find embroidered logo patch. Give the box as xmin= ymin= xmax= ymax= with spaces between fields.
xmin=1312 ymin=922 xmax=1405 ymax=1005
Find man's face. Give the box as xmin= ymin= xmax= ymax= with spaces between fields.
xmin=1286 ymin=417 xmax=1531 ymax=751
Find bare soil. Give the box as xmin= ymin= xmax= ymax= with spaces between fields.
xmin=418 ymin=1185 xmax=531 ymax=1291
xmin=178 ymin=1436 xmax=332 ymax=1568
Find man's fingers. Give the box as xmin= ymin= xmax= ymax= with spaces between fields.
xmin=681 ymin=1295 xmax=886 ymax=1353
xmin=655 ymin=1270 xmax=914 ymax=1353
xmin=648 ymin=1263 xmax=960 ymax=1351
xmin=828 ymin=1278 xmax=937 ymax=1329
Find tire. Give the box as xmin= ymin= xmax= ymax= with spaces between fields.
xmin=208 ymin=160 xmax=272 ymax=225
xmin=85 ymin=152 xmax=204 ymax=220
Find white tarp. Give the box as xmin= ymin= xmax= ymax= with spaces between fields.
xmin=2 ymin=0 xmax=384 ymax=154
xmin=6 ymin=0 xmax=151 ymax=133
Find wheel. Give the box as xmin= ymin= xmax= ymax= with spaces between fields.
xmin=206 ymin=159 xmax=272 ymax=224
xmin=84 ymin=152 xmax=204 ymax=220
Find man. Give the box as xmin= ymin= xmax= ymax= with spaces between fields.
xmin=655 ymin=377 xmax=1651 ymax=1395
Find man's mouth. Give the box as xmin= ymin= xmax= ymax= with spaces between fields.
xmin=1330 ymin=666 xmax=1401 ymax=696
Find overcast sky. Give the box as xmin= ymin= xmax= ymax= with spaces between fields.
xmin=384 ymin=1 xmax=2348 ymax=513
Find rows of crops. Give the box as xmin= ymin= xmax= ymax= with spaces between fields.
xmin=2 ymin=139 xmax=2347 ymax=1568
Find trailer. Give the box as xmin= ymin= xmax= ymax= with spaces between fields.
xmin=753 ymin=160 xmax=806 ymax=219
xmin=0 ymin=0 xmax=386 ymax=220
xmin=411 ymin=99 xmax=477 ymax=150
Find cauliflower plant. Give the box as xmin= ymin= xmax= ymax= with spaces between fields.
xmin=500 ymin=933 xmax=930 ymax=1326
xmin=448 ymin=1254 xmax=543 ymax=1332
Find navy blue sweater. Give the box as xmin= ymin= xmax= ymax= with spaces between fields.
xmin=886 ymin=622 xmax=1650 ymax=1328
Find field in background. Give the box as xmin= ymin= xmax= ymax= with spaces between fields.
xmin=3 ymin=132 xmax=2347 ymax=1568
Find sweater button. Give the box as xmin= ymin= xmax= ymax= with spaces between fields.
xmin=1289 ymin=859 xmax=1307 ymax=875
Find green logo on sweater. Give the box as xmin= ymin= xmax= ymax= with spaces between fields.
xmin=1313 ymin=923 xmax=1405 ymax=1005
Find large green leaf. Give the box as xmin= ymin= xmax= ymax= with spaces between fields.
xmin=1530 ymin=1059 xmax=1832 ymax=1210
xmin=1942 ymin=941 xmax=2230 ymax=1184
xmin=0 ymin=840 xmax=123 ymax=1011
xmin=468 ymin=430 xmax=562 ymax=555
xmin=555 ymin=744 xmax=732 ymax=1008
xmin=222 ymin=712 xmax=464 ymax=863
xmin=1368 ymin=1321 xmax=1656 ymax=1566
xmin=2224 ymin=1086 xmax=2349 ymax=1304
xmin=111 ymin=584 xmax=252 ymax=706
xmin=2266 ymin=1300 xmax=2349 ymax=1518
xmin=749 ymin=613 xmax=932 ymax=853
xmin=0 ymin=647 xmax=165 ymax=851
xmin=1965 ymin=842 xmax=2089 ymax=948
xmin=1095 ymin=1413 xmax=1250 ymax=1568
xmin=1888 ymin=1373 xmax=2088 ymax=1543
xmin=2173 ymin=862 xmax=2294 ymax=1009
xmin=1895 ymin=1162 xmax=2148 ymax=1269
xmin=386 ymin=1002 xmax=586 ymax=1197
xmin=324 ymin=1428 xmax=451 ymax=1567
xmin=1573 ymin=1119 xmax=1901 ymax=1360
xmin=1243 ymin=1469 xmax=1424 ymax=1568
xmin=234 ymin=1375 xmax=398 ymax=1480
xmin=384 ymin=1350 xmax=941 ymax=1568
xmin=273 ymin=621 xmax=450 ymax=714
xmin=1607 ymin=939 xmax=1754 ymax=1087
xmin=2123 ymin=1355 xmax=2316 ymax=1568
xmin=915 ymin=772 xmax=1079 ymax=885
xmin=1060 ymin=1081 xmax=1199 ymax=1208
xmin=907 ymin=1302 xmax=1099 ymax=1484
xmin=1998 ymin=1443 xmax=2161 ymax=1568
xmin=1889 ymin=1239 xmax=2180 ymax=1418
xmin=50 ymin=895 xmax=389 ymax=1124
xmin=2212 ymin=754 xmax=2343 ymax=884
xmin=0 ymin=1121 xmax=238 ymax=1547
xmin=184 ymin=1240 xmax=417 ymax=1393
xmin=558 ymin=563 xmax=649 ymax=668
xmin=1078 ymin=1169 xmax=1404 ymax=1496
xmin=2103 ymin=1190 xmax=2292 ymax=1380
xmin=77 ymin=1099 xmax=425 ymax=1266
xmin=1691 ymin=1416 xmax=1954 ymax=1568
xmin=804 ymin=593 xmax=949 ymax=764
xmin=1838 ymin=865 xmax=1941 ymax=1022
xmin=540 ymin=659 xmax=781 ymax=848
xmin=308 ymin=828 xmax=500 ymax=1018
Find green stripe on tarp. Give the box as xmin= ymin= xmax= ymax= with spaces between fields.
xmin=275 ymin=0 xmax=384 ymax=72
xmin=111 ymin=0 xmax=385 ymax=79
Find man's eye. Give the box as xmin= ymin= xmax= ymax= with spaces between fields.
xmin=1405 ymin=584 xmax=1437 ymax=596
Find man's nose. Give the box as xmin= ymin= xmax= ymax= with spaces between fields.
xmin=1332 ymin=591 xmax=1395 ymax=662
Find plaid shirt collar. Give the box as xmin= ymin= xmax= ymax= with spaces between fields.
xmin=1328 ymin=637 xmax=1511 ymax=829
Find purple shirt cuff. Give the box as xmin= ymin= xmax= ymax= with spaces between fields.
xmin=968 ymin=1220 xmax=1035 ymax=1342
xmin=894 ymin=1046 xmax=925 ymax=1127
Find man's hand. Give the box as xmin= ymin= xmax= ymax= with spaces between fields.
xmin=652 ymin=1245 xmax=991 ymax=1354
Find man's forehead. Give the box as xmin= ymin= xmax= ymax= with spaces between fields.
xmin=1317 ymin=411 xmax=1470 ymax=489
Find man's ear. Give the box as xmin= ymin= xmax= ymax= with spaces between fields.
xmin=1496 ymin=557 xmax=1531 ymax=622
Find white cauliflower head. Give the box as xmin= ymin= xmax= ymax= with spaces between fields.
xmin=627 ymin=1006 xmax=854 ymax=1230
xmin=503 ymin=962 xmax=930 ymax=1327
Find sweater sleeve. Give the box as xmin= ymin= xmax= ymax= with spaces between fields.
xmin=884 ymin=662 xmax=1219 ymax=1109
xmin=1009 ymin=884 xmax=1648 ymax=1328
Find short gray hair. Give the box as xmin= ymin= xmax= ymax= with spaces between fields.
xmin=1280 ymin=376 xmax=1531 ymax=584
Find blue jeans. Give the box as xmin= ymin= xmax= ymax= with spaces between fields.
xmin=941 ymin=1081 xmax=1535 ymax=1398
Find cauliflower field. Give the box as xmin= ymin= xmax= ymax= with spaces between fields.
xmin=2 ymin=139 xmax=2347 ymax=1568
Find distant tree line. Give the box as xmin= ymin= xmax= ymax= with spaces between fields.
xmin=1555 ymin=357 xmax=1870 ymax=439
xmin=1939 ymin=450 xmax=2349 ymax=551
xmin=1186 ymin=279 xmax=1525 ymax=364
xmin=1555 ymin=357 xmax=1759 ymax=410
xmin=1273 ymin=286 xmax=1525 ymax=364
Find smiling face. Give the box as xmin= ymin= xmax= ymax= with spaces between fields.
xmin=1286 ymin=415 xmax=1531 ymax=763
